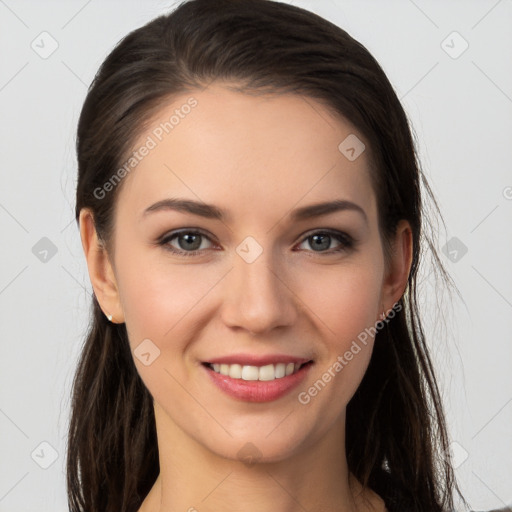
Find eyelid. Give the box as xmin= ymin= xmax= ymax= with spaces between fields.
xmin=158 ymin=227 xmax=214 ymax=241
xmin=297 ymin=227 xmax=353 ymax=241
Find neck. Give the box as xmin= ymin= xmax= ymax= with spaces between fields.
xmin=139 ymin=403 xmax=384 ymax=512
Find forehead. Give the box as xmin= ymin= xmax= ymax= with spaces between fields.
xmin=116 ymin=83 xmax=377 ymax=227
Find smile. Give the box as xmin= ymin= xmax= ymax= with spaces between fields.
xmin=201 ymin=360 xmax=314 ymax=402
xmin=205 ymin=361 xmax=311 ymax=381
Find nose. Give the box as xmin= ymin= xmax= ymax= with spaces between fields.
xmin=220 ymin=247 xmax=298 ymax=336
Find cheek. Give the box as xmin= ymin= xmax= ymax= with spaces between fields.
xmin=298 ymin=259 xmax=383 ymax=345
xmin=114 ymin=242 xmax=227 ymax=349
xmin=114 ymin=251 xmax=225 ymax=404
xmin=293 ymin=259 xmax=383 ymax=406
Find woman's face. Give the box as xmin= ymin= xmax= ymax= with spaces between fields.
xmin=84 ymin=82 xmax=408 ymax=463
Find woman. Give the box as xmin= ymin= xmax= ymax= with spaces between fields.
xmin=67 ymin=0 xmax=471 ymax=510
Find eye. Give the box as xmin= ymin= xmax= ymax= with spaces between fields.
xmin=295 ymin=230 xmax=355 ymax=254
xmin=159 ymin=229 xmax=216 ymax=256
xmin=158 ymin=228 xmax=355 ymax=257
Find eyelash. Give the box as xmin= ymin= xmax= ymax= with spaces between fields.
xmin=157 ymin=228 xmax=356 ymax=257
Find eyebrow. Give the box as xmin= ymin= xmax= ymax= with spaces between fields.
xmin=142 ymin=198 xmax=367 ymax=224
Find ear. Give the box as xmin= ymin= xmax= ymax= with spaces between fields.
xmin=79 ymin=208 xmax=125 ymax=323
xmin=378 ymin=219 xmax=413 ymax=320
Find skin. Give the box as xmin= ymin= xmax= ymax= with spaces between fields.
xmin=80 ymin=82 xmax=412 ymax=512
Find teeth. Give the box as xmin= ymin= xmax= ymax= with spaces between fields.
xmin=209 ymin=362 xmax=305 ymax=381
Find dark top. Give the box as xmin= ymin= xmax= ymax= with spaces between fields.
xmin=373 ymin=470 xmax=510 ymax=512
xmin=371 ymin=469 xmax=452 ymax=512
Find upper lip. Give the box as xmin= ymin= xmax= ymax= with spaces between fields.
xmin=204 ymin=353 xmax=313 ymax=366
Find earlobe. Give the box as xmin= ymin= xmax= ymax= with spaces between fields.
xmin=380 ymin=219 xmax=413 ymax=319
xmin=79 ymin=208 xmax=125 ymax=323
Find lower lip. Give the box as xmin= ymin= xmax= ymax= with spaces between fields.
xmin=202 ymin=362 xmax=313 ymax=403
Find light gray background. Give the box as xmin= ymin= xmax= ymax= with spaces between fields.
xmin=0 ymin=0 xmax=511 ymax=510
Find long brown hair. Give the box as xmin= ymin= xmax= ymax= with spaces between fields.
xmin=68 ymin=1 xmax=469 ymax=510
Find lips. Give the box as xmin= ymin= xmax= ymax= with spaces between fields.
xmin=199 ymin=353 xmax=314 ymax=402
xmin=202 ymin=360 xmax=314 ymax=402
